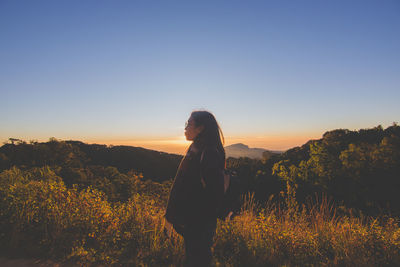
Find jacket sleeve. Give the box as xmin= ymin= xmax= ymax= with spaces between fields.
xmin=200 ymin=147 xmax=225 ymax=217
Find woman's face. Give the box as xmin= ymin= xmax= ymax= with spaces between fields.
xmin=184 ymin=117 xmax=204 ymax=141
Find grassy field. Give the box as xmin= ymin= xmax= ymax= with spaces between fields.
xmin=0 ymin=167 xmax=399 ymax=266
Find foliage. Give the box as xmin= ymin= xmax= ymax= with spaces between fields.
xmin=272 ymin=125 xmax=400 ymax=216
xmin=0 ymin=166 xmax=399 ymax=266
xmin=0 ymin=166 xmax=181 ymax=266
xmin=0 ymin=138 xmax=182 ymax=182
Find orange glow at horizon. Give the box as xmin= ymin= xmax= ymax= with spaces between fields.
xmin=85 ymin=133 xmax=321 ymax=155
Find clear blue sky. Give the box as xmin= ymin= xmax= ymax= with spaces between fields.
xmin=1 ymin=0 xmax=399 ymax=153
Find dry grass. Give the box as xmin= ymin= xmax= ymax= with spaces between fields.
xmin=1 ymin=168 xmax=399 ymax=266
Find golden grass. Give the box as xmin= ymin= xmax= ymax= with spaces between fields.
xmin=0 ymin=167 xmax=399 ymax=266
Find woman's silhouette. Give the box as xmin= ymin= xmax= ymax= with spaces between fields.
xmin=164 ymin=110 xmax=225 ymax=267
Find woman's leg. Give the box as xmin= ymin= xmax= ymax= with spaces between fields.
xmin=183 ymin=219 xmax=217 ymax=267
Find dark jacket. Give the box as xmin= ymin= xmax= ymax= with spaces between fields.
xmin=165 ymin=141 xmax=225 ymax=227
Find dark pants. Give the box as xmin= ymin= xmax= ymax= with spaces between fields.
xmin=183 ymin=219 xmax=217 ymax=267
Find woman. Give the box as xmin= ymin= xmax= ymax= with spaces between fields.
xmin=164 ymin=110 xmax=226 ymax=267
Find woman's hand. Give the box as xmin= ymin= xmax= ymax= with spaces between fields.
xmin=163 ymin=217 xmax=174 ymax=238
xmin=164 ymin=217 xmax=185 ymax=237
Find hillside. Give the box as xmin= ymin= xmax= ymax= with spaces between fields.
xmin=0 ymin=139 xmax=182 ymax=182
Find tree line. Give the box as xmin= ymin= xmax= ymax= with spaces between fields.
xmin=1 ymin=123 xmax=399 ymax=216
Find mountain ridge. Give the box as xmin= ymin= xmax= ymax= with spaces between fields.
xmin=224 ymin=143 xmax=282 ymax=159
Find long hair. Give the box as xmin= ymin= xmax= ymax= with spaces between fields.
xmin=190 ymin=110 xmax=226 ymax=162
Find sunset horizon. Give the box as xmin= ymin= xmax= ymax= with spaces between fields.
xmin=1 ymin=133 xmax=317 ymax=155
xmin=1 ymin=122 xmax=393 ymax=155
xmin=83 ymin=133 xmax=321 ymax=155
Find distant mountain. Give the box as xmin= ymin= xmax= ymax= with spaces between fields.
xmin=224 ymin=143 xmax=282 ymax=159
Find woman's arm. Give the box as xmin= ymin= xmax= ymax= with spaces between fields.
xmin=200 ymin=147 xmax=225 ymax=217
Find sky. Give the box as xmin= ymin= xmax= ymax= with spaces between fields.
xmin=1 ymin=0 xmax=399 ymax=155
